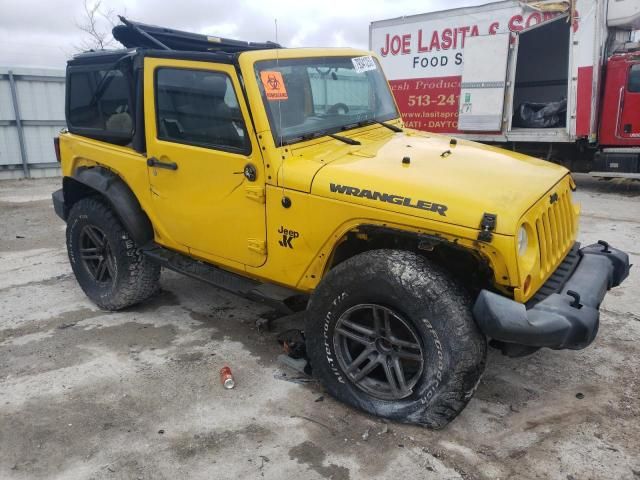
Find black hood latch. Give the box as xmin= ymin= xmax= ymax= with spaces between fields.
xmin=478 ymin=213 xmax=497 ymax=242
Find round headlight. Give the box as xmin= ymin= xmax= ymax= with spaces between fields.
xmin=517 ymin=225 xmax=528 ymax=256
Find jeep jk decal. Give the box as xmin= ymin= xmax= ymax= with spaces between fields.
xmin=329 ymin=183 xmax=448 ymax=216
xmin=278 ymin=226 xmax=299 ymax=249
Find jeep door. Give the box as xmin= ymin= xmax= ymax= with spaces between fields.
xmin=144 ymin=57 xmax=266 ymax=268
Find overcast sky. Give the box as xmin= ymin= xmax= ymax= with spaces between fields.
xmin=0 ymin=0 xmax=484 ymax=69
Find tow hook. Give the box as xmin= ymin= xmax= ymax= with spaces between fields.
xmin=598 ymin=240 xmax=611 ymax=253
xmin=566 ymin=290 xmax=582 ymax=309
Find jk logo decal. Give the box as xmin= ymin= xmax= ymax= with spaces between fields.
xmin=278 ymin=226 xmax=299 ymax=249
xmin=279 ymin=235 xmax=293 ymax=248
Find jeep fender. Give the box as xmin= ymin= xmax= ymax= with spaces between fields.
xmin=295 ymin=222 xmax=505 ymax=293
xmin=60 ymin=167 xmax=154 ymax=246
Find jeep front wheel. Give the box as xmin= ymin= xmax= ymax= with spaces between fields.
xmin=305 ymin=249 xmax=487 ymax=429
xmin=66 ymin=197 xmax=160 ymax=310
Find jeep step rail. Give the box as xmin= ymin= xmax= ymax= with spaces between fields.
xmin=142 ymin=244 xmax=303 ymax=314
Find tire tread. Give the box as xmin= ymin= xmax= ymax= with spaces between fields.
xmin=306 ymin=249 xmax=487 ymax=429
xmin=66 ymin=196 xmax=160 ymax=311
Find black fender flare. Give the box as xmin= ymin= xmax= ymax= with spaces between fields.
xmin=61 ymin=167 xmax=154 ymax=246
xmin=323 ymin=224 xmax=495 ymax=287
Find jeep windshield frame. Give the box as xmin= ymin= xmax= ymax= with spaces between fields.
xmin=254 ymin=56 xmax=399 ymax=147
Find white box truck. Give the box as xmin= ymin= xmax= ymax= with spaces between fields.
xmin=370 ymin=0 xmax=640 ymax=177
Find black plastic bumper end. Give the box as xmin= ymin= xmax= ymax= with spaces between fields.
xmin=52 ymin=189 xmax=67 ymax=221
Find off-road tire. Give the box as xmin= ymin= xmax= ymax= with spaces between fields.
xmin=305 ymin=249 xmax=487 ymax=429
xmin=66 ymin=197 xmax=160 ymax=311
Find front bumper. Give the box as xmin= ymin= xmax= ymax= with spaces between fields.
xmin=473 ymin=242 xmax=630 ymax=350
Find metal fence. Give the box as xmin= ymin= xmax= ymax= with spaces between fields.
xmin=0 ymin=67 xmax=66 ymax=180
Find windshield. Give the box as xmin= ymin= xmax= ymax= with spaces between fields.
xmin=254 ymin=56 xmax=399 ymax=145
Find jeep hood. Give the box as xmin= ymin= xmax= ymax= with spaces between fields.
xmin=302 ymin=130 xmax=568 ymax=235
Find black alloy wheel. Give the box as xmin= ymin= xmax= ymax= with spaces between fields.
xmin=79 ymin=225 xmax=116 ymax=285
xmin=334 ymin=304 xmax=424 ymax=400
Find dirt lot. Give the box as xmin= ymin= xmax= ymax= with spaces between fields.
xmin=0 ymin=175 xmax=638 ymax=480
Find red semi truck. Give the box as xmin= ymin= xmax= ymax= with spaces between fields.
xmin=370 ymin=0 xmax=640 ymax=178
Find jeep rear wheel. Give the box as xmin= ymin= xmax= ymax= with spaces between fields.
xmin=305 ymin=249 xmax=487 ymax=429
xmin=66 ymin=197 xmax=160 ymax=310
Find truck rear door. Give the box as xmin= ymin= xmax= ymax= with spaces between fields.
xmin=458 ymin=33 xmax=510 ymax=132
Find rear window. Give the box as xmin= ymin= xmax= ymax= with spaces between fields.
xmin=67 ymin=66 xmax=133 ymax=138
xmin=629 ymin=64 xmax=640 ymax=93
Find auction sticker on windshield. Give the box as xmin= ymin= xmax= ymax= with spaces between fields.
xmin=260 ymin=71 xmax=288 ymax=100
xmin=352 ymin=56 xmax=377 ymax=74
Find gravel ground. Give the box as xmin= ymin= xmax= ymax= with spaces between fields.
xmin=0 ymin=175 xmax=638 ymax=480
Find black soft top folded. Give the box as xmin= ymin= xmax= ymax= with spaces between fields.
xmin=112 ymin=16 xmax=281 ymax=53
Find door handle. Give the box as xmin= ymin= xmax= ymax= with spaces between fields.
xmin=147 ymin=157 xmax=178 ymax=170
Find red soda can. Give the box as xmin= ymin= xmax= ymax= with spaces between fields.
xmin=220 ymin=366 xmax=235 ymax=389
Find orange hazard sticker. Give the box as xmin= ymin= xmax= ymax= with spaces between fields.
xmin=260 ymin=71 xmax=288 ymax=100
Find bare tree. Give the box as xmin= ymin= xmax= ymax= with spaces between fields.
xmin=75 ymin=0 xmax=119 ymax=52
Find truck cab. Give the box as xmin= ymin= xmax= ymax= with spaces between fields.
xmin=600 ymin=49 xmax=640 ymax=145
xmin=595 ymin=49 xmax=640 ymax=173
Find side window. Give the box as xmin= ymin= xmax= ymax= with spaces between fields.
xmin=629 ymin=64 xmax=640 ymax=93
xmin=155 ymin=68 xmax=249 ymax=153
xmin=68 ymin=68 xmax=133 ymax=135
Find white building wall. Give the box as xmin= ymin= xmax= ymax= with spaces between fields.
xmin=0 ymin=67 xmax=66 ymax=180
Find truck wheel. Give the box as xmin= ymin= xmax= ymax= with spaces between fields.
xmin=305 ymin=249 xmax=487 ymax=429
xmin=66 ymin=197 xmax=160 ymax=311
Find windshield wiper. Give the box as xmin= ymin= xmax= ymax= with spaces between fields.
xmin=328 ymin=133 xmax=361 ymax=146
xmin=373 ymin=119 xmax=403 ymax=133
xmin=284 ymin=130 xmax=362 ymax=146
xmin=341 ymin=118 xmax=403 ymax=134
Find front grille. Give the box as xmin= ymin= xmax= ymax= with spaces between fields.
xmin=535 ymin=187 xmax=577 ymax=278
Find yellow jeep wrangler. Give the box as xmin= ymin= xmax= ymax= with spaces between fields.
xmin=52 ymin=19 xmax=630 ymax=428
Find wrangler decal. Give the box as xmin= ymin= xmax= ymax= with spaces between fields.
xmin=329 ymin=183 xmax=448 ymax=216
